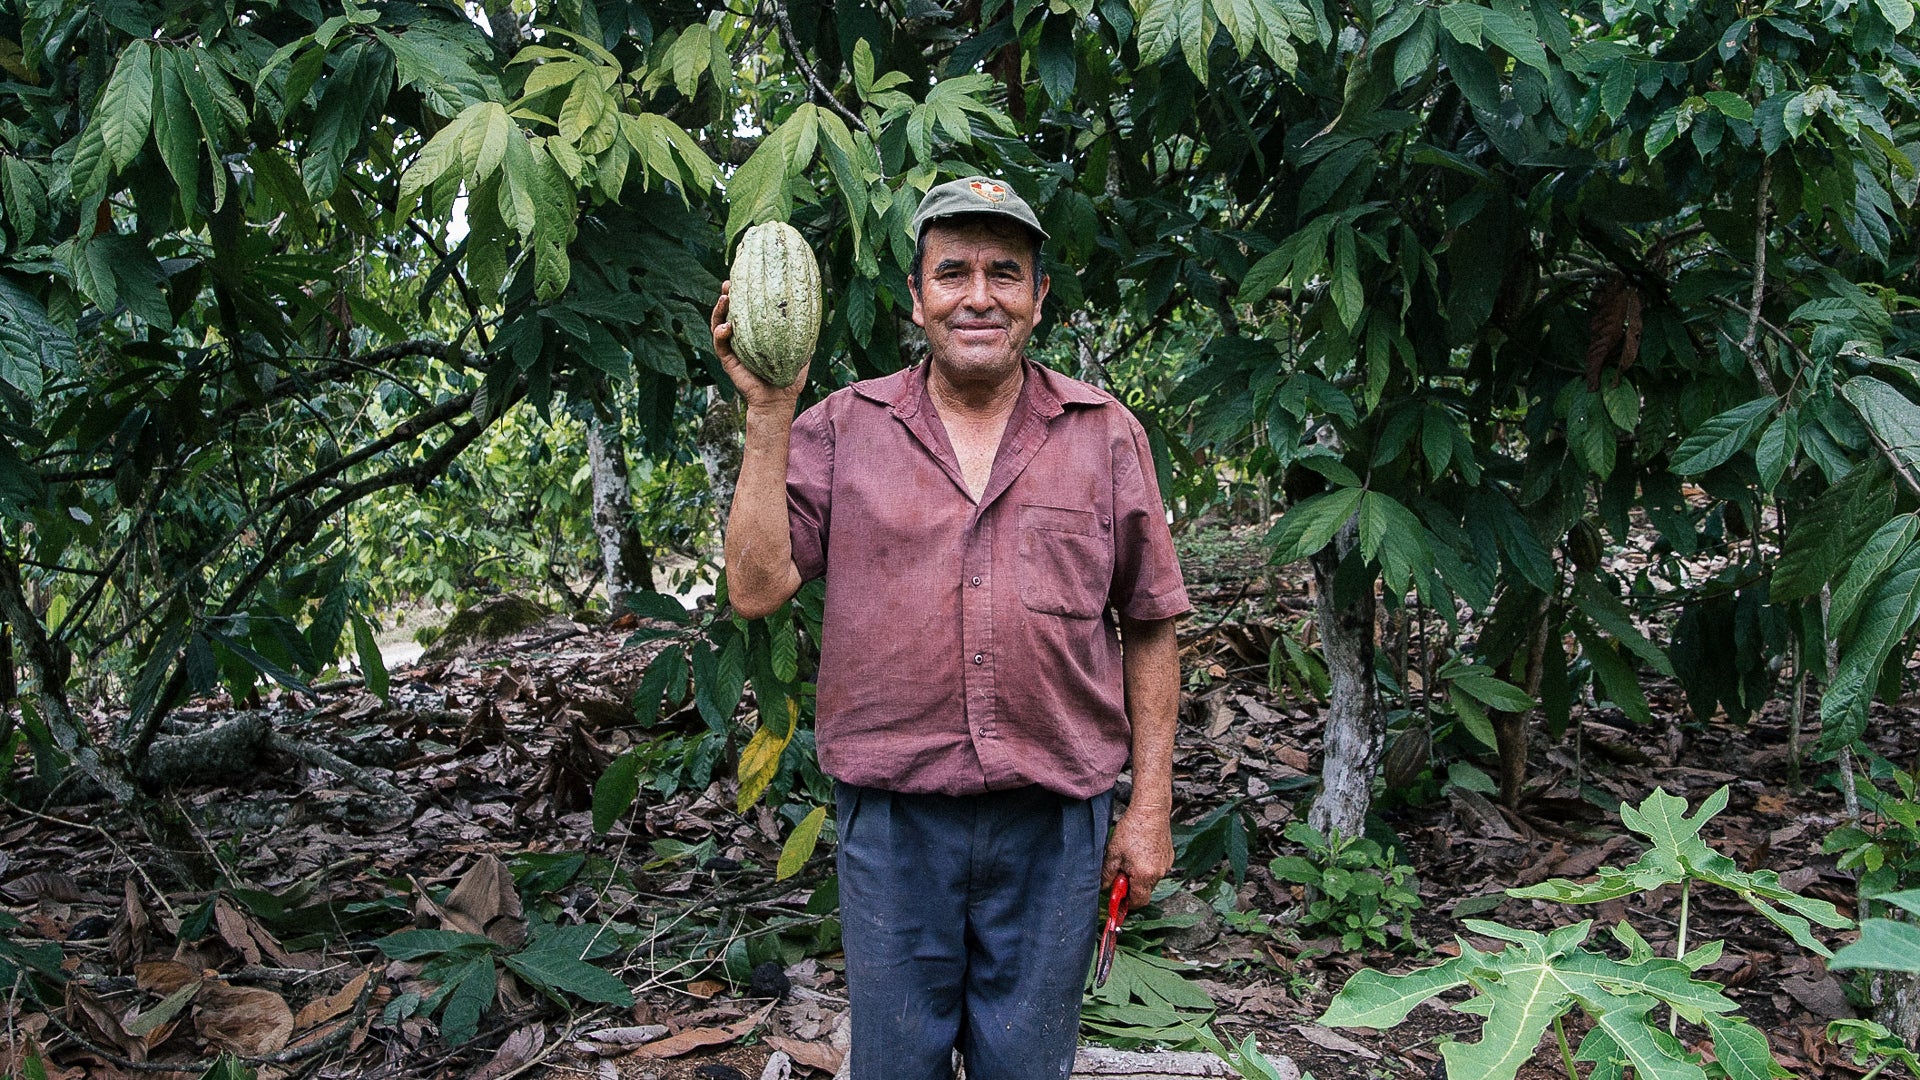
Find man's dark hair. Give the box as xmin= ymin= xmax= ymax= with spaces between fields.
xmin=909 ymin=219 xmax=1046 ymax=300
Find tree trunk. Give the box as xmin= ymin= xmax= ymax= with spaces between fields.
xmin=1307 ymin=520 xmax=1383 ymax=840
xmin=1869 ymin=970 xmax=1920 ymax=1049
xmin=587 ymin=412 xmax=653 ymax=614
xmin=0 ymin=547 xmax=133 ymax=802
xmin=698 ymin=391 xmax=745 ymax=522
xmin=1490 ymin=589 xmax=1554 ymax=808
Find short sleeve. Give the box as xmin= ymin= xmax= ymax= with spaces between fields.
xmin=1109 ymin=411 xmax=1190 ymax=621
xmin=787 ymin=402 xmax=833 ymax=584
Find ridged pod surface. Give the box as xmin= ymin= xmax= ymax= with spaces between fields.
xmin=728 ymin=222 xmax=822 ymax=388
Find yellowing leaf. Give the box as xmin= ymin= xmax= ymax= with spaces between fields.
xmin=777 ymin=805 xmax=828 ymax=881
xmin=735 ymin=716 xmax=793 ymax=812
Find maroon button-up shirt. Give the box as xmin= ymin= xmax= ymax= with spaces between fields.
xmin=786 ymin=359 xmax=1189 ymax=799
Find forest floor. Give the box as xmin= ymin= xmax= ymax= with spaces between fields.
xmin=0 ymin=525 xmax=1905 ymax=1080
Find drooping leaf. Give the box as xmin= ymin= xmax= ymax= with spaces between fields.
xmin=98 ymin=40 xmax=156 ymax=171
xmin=777 ymin=804 xmax=829 ymax=880
xmin=1267 ymin=487 xmax=1363 ymax=564
xmin=735 ymin=705 xmax=795 ymax=812
xmin=592 ymin=749 xmax=642 ymax=834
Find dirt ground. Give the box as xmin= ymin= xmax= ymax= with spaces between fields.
xmin=0 ymin=525 xmax=1907 ymax=1079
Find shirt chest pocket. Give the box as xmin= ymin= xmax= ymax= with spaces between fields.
xmin=1017 ymin=504 xmax=1112 ymax=619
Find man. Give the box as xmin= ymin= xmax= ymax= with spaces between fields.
xmin=711 ymin=176 xmax=1188 ymax=1079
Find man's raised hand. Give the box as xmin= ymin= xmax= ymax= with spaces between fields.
xmin=712 ymin=280 xmax=810 ymax=410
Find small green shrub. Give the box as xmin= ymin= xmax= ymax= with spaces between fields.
xmin=1268 ymin=821 xmax=1421 ymax=951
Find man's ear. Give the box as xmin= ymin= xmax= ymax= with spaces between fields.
xmin=907 ymin=275 xmax=927 ymax=328
xmin=1036 ymin=272 xmax=1051 ymax=308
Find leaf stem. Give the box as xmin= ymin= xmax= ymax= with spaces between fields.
xmin=1673 ymin=879 xmax=1690 ymax=1036
xmin=1555 ymin=1015 xmax=1579 ymax=1080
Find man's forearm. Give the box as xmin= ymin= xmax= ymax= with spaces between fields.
xmin=723 ymin=404 xmax=804 ymax=620
xmin=1120 ymin=615 xmax=1180 ymax=811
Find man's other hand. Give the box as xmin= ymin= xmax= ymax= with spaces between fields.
xmin=1102 ymin=805 xmax=1173 ymax=911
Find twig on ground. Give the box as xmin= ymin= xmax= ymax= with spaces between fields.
xmin=0 ymin=795 xmax=179 ymax=922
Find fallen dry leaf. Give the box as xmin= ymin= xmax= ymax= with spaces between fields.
xmin=627 ymin=1003 xmax=773 ymax=1060
xmin=439 ymin=854 xmax=526 ymax=948
xmin=213 ymin=899 xmax=262 ymax=965
xmin=2 ymin=870 xmax=82 ymax=903
xmin=111 ymin=878 xmax=152 ymax=966
xmin=65 ymin=981 xmax=148 ymax=1061
xmin=577 ymin=1023 xmax=669 ymax=1054
xmin=685 ymin=978 xmax=725 ymax=1000
xmin=764 ymin=1034 xmax=843 ymax=1074
xmin=195 ymin=982 xmax=295 ymax=1056
xmin=1292 ymin=1022 xmax=1379 ymax=1060
xmin=469 ymin=1023 xmax=545 ymax=1080
xmin=135 ymin=960 xmax=202 ymax=995
xmin=293 ymin=970 xmax=370 ymax=1031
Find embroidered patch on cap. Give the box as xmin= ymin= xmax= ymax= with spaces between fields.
xmin=968 ymin=179 xmax=1010 ymax=202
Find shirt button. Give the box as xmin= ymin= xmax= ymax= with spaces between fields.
xmin=971 ymin=576 xmax=982 ymax=587
xmin=973 ymin=652 xmax=984 ymax=664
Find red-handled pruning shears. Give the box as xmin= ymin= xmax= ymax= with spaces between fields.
xmin=1094 ymin=871 xmax=1129 ymax=989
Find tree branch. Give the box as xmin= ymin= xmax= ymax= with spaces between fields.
xmin=127 ymin=381 xmax=524 ymax=764
xmin=1739 ymin=157 xmax=1778 ymax=396
xmin=772 ymin=0 xmax=869 ymax=133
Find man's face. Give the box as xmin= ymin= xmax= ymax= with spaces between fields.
xmin=910 ymin=219 xmax=1049 ymax=388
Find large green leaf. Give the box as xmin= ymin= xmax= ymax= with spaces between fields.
xmin=1669 ymin=398 xmax=1774 ymax=474
xmin=154 ymin=47 xmax=199 ymax=212
xmin=1267 ymin=487 xmax=1363 ymax=564
xmin=1319 ymin=954 xmax=1471 ymax=1027
xmin=592 ymin=748 xmax=642 ymax=835
xmin=98 ymin=40 xmax=156 ymax=171
xmin=1829 ymin=514 xmax=1920 ymax=634
xmin=1829 ymin=918 xmax=1920 ymax=972
xmin=0 ymin=279 xmax=70 ymax=400
xmin=1844 ymin=375 xmax=1920 ymax=480
xmin=502 ymin=946 xmax=634 ymax=1006
xmin=1823 ymin=540 xmax=1920 ymax=748
xmin=377 ymin=929 xmax=498 ymax=960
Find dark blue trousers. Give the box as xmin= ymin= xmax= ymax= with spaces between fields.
xmin=834 ymin=782 xmax=1112 ymax=1080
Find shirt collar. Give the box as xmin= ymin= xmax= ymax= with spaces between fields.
xmin=851 ymin=359 xmax=1109 ymax=420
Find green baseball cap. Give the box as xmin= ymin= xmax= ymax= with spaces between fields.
xmin=910 ymin=175 xmax=1049 ymax=243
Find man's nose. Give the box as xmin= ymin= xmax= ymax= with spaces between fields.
xmin=962 ymin=270 xmax=995 ymax=308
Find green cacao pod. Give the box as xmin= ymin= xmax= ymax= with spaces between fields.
xmin=1382 ymin=726 xmax=1432 ymax=791
xmin=728 ymin=221 xmax=821 ymax=388
xmin=1565 ymin=518 xmax=1603 ymax=571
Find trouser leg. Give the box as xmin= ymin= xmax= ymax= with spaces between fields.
xmin=836 ymin=783 xmax=968 ymax=1080
xmin=836 ymin=782 xmax=1109 ymax=1080
xmin=959 ymin=786 xmax=1110 ymax=1080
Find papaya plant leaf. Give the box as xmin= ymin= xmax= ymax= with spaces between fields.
xmin=1318 ymin=953 xmax=1472 ymax=1027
